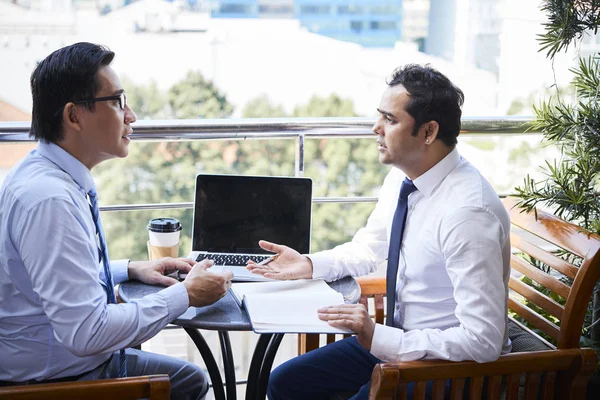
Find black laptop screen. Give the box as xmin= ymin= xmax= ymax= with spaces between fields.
xmin=192 ymin=175 xmax=312 ymax=254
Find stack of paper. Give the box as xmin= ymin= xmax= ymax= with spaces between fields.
xmin=231 ymin=279 xmax=353 ymax=334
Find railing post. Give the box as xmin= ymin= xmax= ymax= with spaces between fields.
xmin=295 ymin=133 xmax=305 ymax=177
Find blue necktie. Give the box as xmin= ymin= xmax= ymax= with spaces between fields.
xmin=88 ymin=188 xmax=127 ymax=378
xmin=386 ymin=178 xmax=418 ymax=326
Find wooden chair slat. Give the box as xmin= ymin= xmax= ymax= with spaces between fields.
xmin=431 ymin=379 xmax=446 ymax=400
xmin=469 ymin=376 xmax=484 ymax=399
xmin=374 ymin=295 xmax=385 ymax=325
xmin=524 ymin=372 xmax=540 ymax=400
xmin=326 ymin=334 xmax=335 ymax=345
xmin=505 ymin=373 xmax=521 ymax=400
xmin=413 ymin=381 xmax=427 ymax=400
xmin=508 ymin=276 xmax=564 ymax=319
xmin=541 ymin=371 xmax=556 ymax=399
xmin=503 ymin=197 xmax=598 ymax=259
xmin=510 ymin=234 xmax=578 ymax=279
xmin=486 ymin=375 xmax=502 ymax=400
xmin=508 ymin=297 xmax=560 ymax=341
xmin=449 ymin=378 xmax=464 ymax=400
xmin=510 ymin=255 xmax=570 ymax=299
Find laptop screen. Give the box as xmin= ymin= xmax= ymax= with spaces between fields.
xmin=192 ymin=174 xmax=312 ymax=254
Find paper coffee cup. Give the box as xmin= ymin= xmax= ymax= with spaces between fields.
xmin=147 ymin=218 xmax=182 ymax=247
xmin=147 ymin=218 xmax=182 ymax=260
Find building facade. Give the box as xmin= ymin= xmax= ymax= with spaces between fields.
xmin=210 ymin=0 xmax=403 ymax=48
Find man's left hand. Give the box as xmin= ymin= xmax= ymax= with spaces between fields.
xmin=128 ymin=258 xmax=195 ymax=286
xmin=318 ymin=304 xmax=375 ymax=350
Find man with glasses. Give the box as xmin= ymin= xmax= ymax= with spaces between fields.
xmin=0 ymin=42 xmax=233 ymax=399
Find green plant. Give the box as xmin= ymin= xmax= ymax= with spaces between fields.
xmin=514 ymin=0 xmax=600 ymax=369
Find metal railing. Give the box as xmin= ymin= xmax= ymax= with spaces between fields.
xmin=0 ymin=117 xmax=535 ymax=211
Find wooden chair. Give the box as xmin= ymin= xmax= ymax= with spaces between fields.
xmin=0 ymin=374 xmax=170 ymax=400
xmin=300 ymin=197 xmax=600 ymax=399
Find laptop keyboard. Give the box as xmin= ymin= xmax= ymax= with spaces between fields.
xmin=195 ymin=253 xmax=271 ymax=266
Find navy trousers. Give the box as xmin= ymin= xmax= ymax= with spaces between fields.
xmin=267 ymin=336 xmax=381 ymax=400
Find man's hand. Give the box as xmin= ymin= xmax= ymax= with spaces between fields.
xmin=183 ymin=260 xmax=233 ymax=307
xmin=246 ymin=240 xmax=313 ymax=280
xmin=128 ymin=257 xmax=195 ymax=286
xmin=318 ymin=304 xmax=375 ymax=350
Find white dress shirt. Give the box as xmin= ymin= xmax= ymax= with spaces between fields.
xmin=0 ymin=141 xmax=189 ymax=381
xmin=310 ymin=148 xmax=512 ymax=363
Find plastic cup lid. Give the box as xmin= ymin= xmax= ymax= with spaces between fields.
xmin=147 ymin=218 xmax=182 ymax=233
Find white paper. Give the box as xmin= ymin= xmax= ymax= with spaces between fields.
xmin=231 ymin=280 xmax=353 ymax=334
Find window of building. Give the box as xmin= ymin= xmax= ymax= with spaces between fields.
xmin=370 ymin=21 xmax=398 ymax=31
xmin=350 ymin=20 xmax=363 ymax=33
xmin=300 ymin=5 xmax=330 ymax=15
xmin=220 ymin=4 xmax=252 ymax=14
xmin=259 ymin=5 xmax=293 ymax=15
xmin=369 ymin=5 xmax=399 ymax=15
xmin=338 ymin=5 xmax=364 ymax=15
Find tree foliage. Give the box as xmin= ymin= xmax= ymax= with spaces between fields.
xmin=539 ymin=0 xmax=600 ymax=58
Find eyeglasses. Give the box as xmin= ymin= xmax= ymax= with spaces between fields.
xmin=54 ymin=92 xmax=127 ymax=116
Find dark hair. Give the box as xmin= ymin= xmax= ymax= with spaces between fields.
xmin=386 ymin=64 xmax=464 ymax=147
xmin=29 ymin=42 xmax=115 ymax=143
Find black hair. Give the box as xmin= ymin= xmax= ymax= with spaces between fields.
xmin=29 ymin=42 xmax=115 ymax=143
xmin=386 ymin=64 xmax=464 ymax=147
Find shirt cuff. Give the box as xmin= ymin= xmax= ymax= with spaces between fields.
xmin=156 ymin=282 xmax=190 ymax=320
xmin=307 ymin=251 xmax=336 ymax=281
xmin=111 ymin=259 xmax=130 ymax=284
xmin=370 ymin=323 xmax=403 ymax=362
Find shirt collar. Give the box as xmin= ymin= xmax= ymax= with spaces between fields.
xmin=413 ymin=147 xmax=461 ymax=198
xmin=36 ymin=141 xmax=95 ymax=194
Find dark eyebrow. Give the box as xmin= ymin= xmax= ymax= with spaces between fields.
xmin=377 ymin=108 xmax=397 ymax=120
xmin=112 ymin=89 xmax=124 ymax=96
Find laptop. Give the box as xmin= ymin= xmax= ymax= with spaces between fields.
xmin=185 ymin=174 xmax=312 ymax=281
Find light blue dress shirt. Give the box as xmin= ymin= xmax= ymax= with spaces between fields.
xmin=0 ymin=141 xmax=189 ymax=381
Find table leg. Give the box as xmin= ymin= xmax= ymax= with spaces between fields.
xmin=255 ymin=333 xmax=284 ymax=400
xmin=184 ymin=327 xmax=226 ymax=400
xmin=219 ymin=331 xmax=237 ymax=400
xmin=245 ymin=334 xmax=272 ymax=400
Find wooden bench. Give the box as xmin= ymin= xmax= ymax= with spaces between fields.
xmin=300 ymin=197 xmax=600 ymax=399
xmin=0 ymin=374 xmax=170 ymax=400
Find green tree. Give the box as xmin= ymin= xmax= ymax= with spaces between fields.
xmin=242 ymin=94 xmax=287 ymax=118
xmin=514 ymin=1 xmax=600 ymax=345
xmin=169 ymin=71 xmax=233 ymax=119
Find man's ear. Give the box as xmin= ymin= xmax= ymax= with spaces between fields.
xmin=422 ymin=121 xmax=439 ymax=144
xmin=62 ymin=103 xmax=82 ymax=132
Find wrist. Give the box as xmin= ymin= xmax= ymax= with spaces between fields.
xmin=128 ymin=261 xmax=142 ymax=281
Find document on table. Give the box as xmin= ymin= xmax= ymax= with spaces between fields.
xmin=230 ymin=279 xmax=353 ymax=334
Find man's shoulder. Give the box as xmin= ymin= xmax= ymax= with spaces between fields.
xmin=439 ymin=159 xmax=507 ymax=220
xmin=2 ymin=155 xmax=78 ymax=211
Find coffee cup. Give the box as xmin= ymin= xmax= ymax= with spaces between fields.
xmin=147 ymin=217 xmax=182 ymax=260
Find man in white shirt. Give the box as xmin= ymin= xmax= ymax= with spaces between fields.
xmin=247 ymin=64 xmax=511 ymax=400
xmin=0 ymin=42 xmax=233 ymax=399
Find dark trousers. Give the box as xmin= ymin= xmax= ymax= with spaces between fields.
xmin=267 ymin=336 xmax=454 ymax=400
xmin=267 ymin=336 xmax=381 ymax=400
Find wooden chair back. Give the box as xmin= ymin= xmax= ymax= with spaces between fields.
xmin=502 ymin=197 xmax=600 ymax=348
xmin=370 ymin=348 xmax=597 ymax=400
xmin=0 ymin=374 xmax=170 ymax=400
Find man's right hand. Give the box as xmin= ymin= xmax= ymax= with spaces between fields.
xmin=182 ymin=260 xmax=233 ymax=307
xmin=246 ymin=240 xmax=313 ymax=280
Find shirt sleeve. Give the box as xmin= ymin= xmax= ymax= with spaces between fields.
xmin=15 ymin=197 xmax=189 ymax=357
xmin=111 ymin=260 xmax=130 ymax=284
xmin=370 ymin=206 xmax=508 ymax=363
xmin=310 ymin=168 xmax=398 ymax=282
